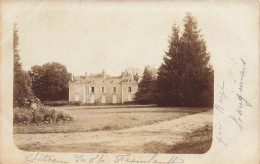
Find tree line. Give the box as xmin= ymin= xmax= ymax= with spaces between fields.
xmin=135 ymin=13 xmax=213 ymax=107
xmin=14 ymin=13 xmax=213 ymax=108
xmin=13 ymin=23 xmax=71 ymax=107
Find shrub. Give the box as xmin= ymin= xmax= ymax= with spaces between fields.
xmin=123 ymin=101 xmax=139 ymax=105
xmin=69 ymin=101 xmax=82 ymax=106
xmin=57 ymin=111 xmax=65 ymax=122
xmin=82 ymin=103 xmax=98 ymax=106
xmin=34 ymin=111 xmax=44 ymax=124
xmin=42 ymin=101 xmax=69 ymax=107
xmin=13 ymin=106 xmax=73 ymax=125
xmin=102 ymin=126 xmax=111 ymax=131
xmin=63 ymin=113 xmax=73 ymax=121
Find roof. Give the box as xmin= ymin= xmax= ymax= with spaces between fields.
xmin=70 ymin=74 xmax=137 ymax=84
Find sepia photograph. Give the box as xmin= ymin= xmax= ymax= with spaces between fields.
xmin=12 ymin=3 xmax=214 ymax=154
xmin=0 ymin=0 xmax=259 ymax=164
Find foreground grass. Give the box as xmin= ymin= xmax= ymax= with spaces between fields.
xmin=13 ymin=107 xmax=211 ymax=134
xmin=143 ymin=125 xmax=213 ymax=154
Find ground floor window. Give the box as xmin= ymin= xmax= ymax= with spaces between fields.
xmin=90 ymin=95 xmax=95 ymax=103
xmin=102 ymin=95 xmax=106 ymax=103
xmin=112 ymin=95 xmax=117 ymax=103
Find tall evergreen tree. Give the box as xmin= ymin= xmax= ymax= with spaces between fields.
xmin=135 ymin=66 xmax=156 ymax=104
xmin=157 ymin=24 xmax=182 ymax=106
xmin=13 ymin=23 xmax=34 ymax=107
xmin=156 ymin=13 xmax=213 ymax=107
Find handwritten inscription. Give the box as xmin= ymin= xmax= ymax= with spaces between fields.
xmin=215 ymin=81 xmax=228 ymax=146
xmin=214 ymin=58 xmax=253 ymax=147
xmin=114 ymin=154 xmax=184 ymax=164
xmin=214 ymin=122 xmax=228 ymax=146
xmin=215 ymin=81 xmax=227 ymax=114
xmin=230 ymin=58 xmax=252 ymax=130
xmin=25 ymin=153 xmax=184 ymax=164
xmin=26 ymin=152 xmax=68 ymax=163
xmin=74 ymin=154 xmax=105 ymax=163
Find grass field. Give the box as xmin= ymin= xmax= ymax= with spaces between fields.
xmin=143 ymin=125 xmax=213 ymax=153
xmin=13 ymin=106 xmax=210 ymax=134
xmin=14 ymin=106 xmax=213 ymax=153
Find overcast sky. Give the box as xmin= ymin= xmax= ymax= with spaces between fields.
xmin=15 ymin=1 xmax=257 ymax=76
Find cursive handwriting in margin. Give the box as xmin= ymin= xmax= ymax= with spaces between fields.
xmin=230 ymin=58 xmax=252 ymax=130
xmin=114 ymin=153 xmax=184 ymax=164
xmin=26 ymin=152 xmax=68 ymax=163
xmin=215 ymin=81 xmax=228 ymax=146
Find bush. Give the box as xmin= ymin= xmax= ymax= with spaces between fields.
xmin=123 ymin=101 xmax=139 ymax=105
xmin=13 ymin=106 xmax=73 ymax=125
xmin=69 ymin=101 xmax=82 ymax=106
xmin=34 ymin=112 xmax=44 ymax=124
xmin=42 ymin=101 xmax=69 ymax=107
xmin=42 ymin=101 xmax=82 ymax=106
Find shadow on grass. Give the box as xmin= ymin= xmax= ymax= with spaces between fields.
xmin=143 ymin=125 xmax=213 ymax=154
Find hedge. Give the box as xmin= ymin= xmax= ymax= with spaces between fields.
xmin=13 ymin=106 xmax=73 ymax=125
xmin=42 ymin=101 xmax=82 ymax=107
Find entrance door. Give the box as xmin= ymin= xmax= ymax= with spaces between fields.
xmin=112 ymin=95 xmax=117 ymax=104
xmin=90 ymin=95 xmax=95 ymax=103
xmin=102 ymin=95 xmax=106 ymax=103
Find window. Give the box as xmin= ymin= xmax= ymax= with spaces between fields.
xmin=112 ymin=95 xmax=117 ymax=103
xmin=102 ymin=87 xmax=105 ymax=93
xmin=113 ymin=87 xmax=116 ymax=93
xmin=91 ymin=87 xmax=95 ymax=93
xmin=102 ymin=95 xmax=106 ymax=103
xmin=128 ymin=87 xmax=132 ymax=92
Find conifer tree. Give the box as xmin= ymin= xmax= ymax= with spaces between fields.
xmin=156 ymin=13 xmax=213 ymax=107
xmin=135 ymin=66 xmax=156 ymax=104
xmin=13 ymin=23 xmax=34 ymax=107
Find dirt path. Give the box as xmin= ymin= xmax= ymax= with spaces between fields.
xmin=14 ymin=110 xmax=212 ymax=153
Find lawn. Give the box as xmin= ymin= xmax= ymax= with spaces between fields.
xmin=143 ymin=125 xmax=213 ymax=153
xmin=13 ymin=106 xmax=211 ymax=134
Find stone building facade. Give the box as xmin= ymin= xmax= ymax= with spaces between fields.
xmin=69 ymin=73 xmax=138 ymax=104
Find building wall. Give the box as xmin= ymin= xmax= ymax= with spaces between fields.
xmin=69 ymin=80 xmax=138 ymax=104
xmin=85 ymin=82 xmax=123 ymax=104
xmin=122 ymin=82 xmax=138 ymax=103
xmin=69 ymin=83 xmax=85 ymax=103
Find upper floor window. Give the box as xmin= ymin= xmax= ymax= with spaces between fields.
xmin=128 ymin=87 xmax=132 ymax=92
xmin=102 ymin=87 xmax=105 ymax=93
xmin=113 ymin=87 xmax=117 ymax=93
xmin=91 ymin=87 xmax=95 ymax=93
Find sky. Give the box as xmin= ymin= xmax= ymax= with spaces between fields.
xmin=15 ymin=1 xmax=257 ymax=76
